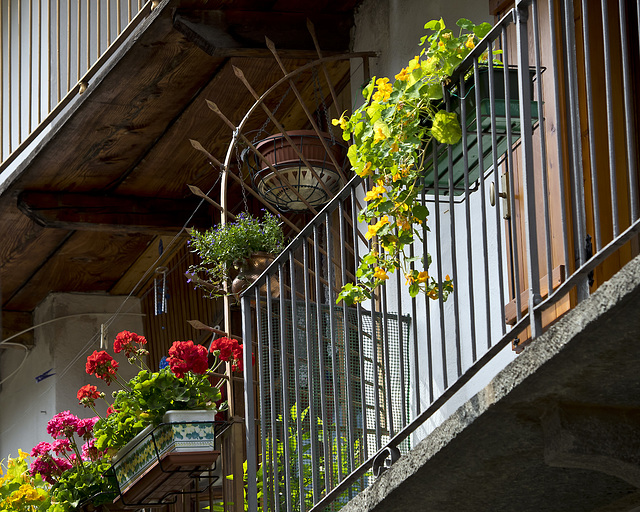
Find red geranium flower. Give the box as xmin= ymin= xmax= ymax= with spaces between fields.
xmin=113 ymin=330 xmax=147 ymax=357
xmin=77 ymin=384 xmax=102 ymax=408
xmin=167 ymin=340 xmax=208 ymax=378
xmin=85 ymin=350 xmax=119 ymax=385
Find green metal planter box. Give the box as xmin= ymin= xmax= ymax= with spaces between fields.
xmin=422 ymin=66 xmax=540 ymax=196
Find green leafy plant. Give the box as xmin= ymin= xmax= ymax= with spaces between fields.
xmin=48 ymin=460 xmax=116 ymax=512
xmin=187 ymin=211 xmax=286 ymax=299
xmin=213 ymin=404 xmax=365 ymax=512
xmin=335 ymin=18 xmax=494 ymax=305
xmin=0 ymin=452 xmax=51 ymax=512
xmin=85 ymin=333 xmax=231 ymax=454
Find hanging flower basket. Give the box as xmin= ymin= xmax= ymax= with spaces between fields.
xmin=110 ymin=410 xmax=227 ymax=507
xmin=245 ymin=130 xmax=347 ymax=212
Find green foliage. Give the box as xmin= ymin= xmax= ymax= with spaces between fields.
xmin=0 ymin=453 xmax=50 ymax=512
xmin=48 ymin=461 xmax=116 ymax=512
xmin=335 ymin=17 xmax=495 ymax=305
xmin=214 ymin=405 xmax=365 ymax=512
xmin=187 ymin=212 xmax=286 ymax=299
xmin=93 ymin=368 xmax=222 ymax=453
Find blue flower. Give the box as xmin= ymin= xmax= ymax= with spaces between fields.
xmin=159 ymin=356 xmax=169 ymax=370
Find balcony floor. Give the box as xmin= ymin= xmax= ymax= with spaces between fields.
xmin=343 ymin=254 xmax=640 ymax=512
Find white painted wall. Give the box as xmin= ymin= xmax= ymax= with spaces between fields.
xmin=349 ymin=0 xmax=520 ymax=449
xmin=0 ymin=292 xmax=144 ymax=459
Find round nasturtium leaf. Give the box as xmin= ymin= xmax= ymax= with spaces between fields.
xmin=431 ymin=110 xmax=462 ymax=145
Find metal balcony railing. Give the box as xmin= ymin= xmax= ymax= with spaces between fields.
xmin=241 ymin=0 xmax=640 ymax=510
xmin=0 ymin=0 xmax=153 ymax=168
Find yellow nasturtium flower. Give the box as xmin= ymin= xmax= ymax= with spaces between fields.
xmin=373 ymin=77 xmax=393 ymax=102
xmin=395 ymin=68 xmax=410 ymax=81
xmin=407 ymin=56 xmax=421 ymax=72
xmin=417 ymin=271 xmax=429 ymax=283
xmin=365 ymin=215 xmax=390 ymax=240
xmin=373 ymin=127 xmax=387 ymax=143
xmin=374 ymin=267 xmax=389 ymax=281
xmin=358 ymin=161 xmax=373 ymax=178
xmin=465 ymin=35 xmax=475 ymax=49
xmin=364 ymin=185 xmax=386 ymax=202
xmin=331 ymin=112 xmax=348 ymax=130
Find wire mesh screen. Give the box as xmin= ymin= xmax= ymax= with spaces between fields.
xmin=257 ymin=298 xmax=411 ymax=510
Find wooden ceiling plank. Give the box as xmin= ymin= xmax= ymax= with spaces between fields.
xmin=17 ymin=191 xmax=213 ymax=235
xmin=5 ymin=231 xmax=153 ymax=312
xmin=173 ymin=10 xmax=352 ymax=57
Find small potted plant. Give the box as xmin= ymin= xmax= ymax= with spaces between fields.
xmin=186 ymin=211 xmax=286 ymax=299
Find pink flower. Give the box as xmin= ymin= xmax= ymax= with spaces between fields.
xmin=29 ymin=455 xmax=73 ymax=484
xmin=46 ymin=411 xmax=80 ymax=439
xmin=31 ymin=441 xmax=52 ymax=457
xmin=81 ymin=438 xmax=105 ymax=462
xmin=77 ymin=417 xmax=99 ymax=439
xmin=51 ymin=438 xmax=71 ymax=455
xmin=85 ymin=350 xmax=119 ymax=385
xmin=167 ymin=341 xmax=208 ymax=378
xmin=113 ymin=330 xmax=147 ymax=357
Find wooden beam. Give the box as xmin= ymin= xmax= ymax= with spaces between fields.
xmin=18 ymin=191 xmax=213 ymax=235
xmin=173 ymin=9 xmax=352 ymax=58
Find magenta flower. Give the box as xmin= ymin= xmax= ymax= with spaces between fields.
xmin=51 ymin=438 xmax=71 ymax=455
xmin=46 ymin=410 xmax=80 ymax=439
xmin=31 ymin=441 xmax=52 ymax=457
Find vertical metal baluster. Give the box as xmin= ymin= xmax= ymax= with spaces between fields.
xmin=548 ymin=0 xmax=571 ymax=276
xmin=370 ymin=262 xmax=382 ymax=448
xmin=18 ymin=0 xmax=22 ymax=143
xmin=254 ymin=286 xmax=269 ymax=512
xmin=28 ymin=0 xmax=33 ymax=133
xmin=77 ymin=0 xmax=81 ymax=85
xmin=531 ymin=2 xmax=554 ymax=302
xmin=313 ymin=223 xmax=332 ymax=492
xmin=7 ymin=0 xmax=12 ymax=154
xmin=351 ymin=187 xmax=369 ymax=462
xmin=516 ymin=1 xmax=543 ymax=337
xmin=445 ymin=89 xmax=461 ymax=374
xmin=393 ymin=227 xmax=407 ymax=430
xmin=472 ymin=58 xmax=493 ymax=349
xmin=278 ymin=262 xmax=293 ymax=512
xmin=326 ymin=213 xmax=343 ymax=484
xmin=265 ymin=279 xmax=279 ymax=512
xmin=619 ymin=0 xmax=639 ymax=222
xmin=486 ymin=39 xmax=507 ymax=336
xmin=502 ymin=26 xmax=523 ymax=322
xmin=66 ymin=0 xmax=70 ymax=93
xmin=128 ymin=0 xmax=131 ymax=23
xmin=1 ymin=0 xmax=3 ymax=159
xmin=580 ymin=0 xmax=601 ymax=251
xmin=302 ymin=238 xmax=320 ymax=504
xmin=380 ymin=284 xmax=394 ymax=438
xmin=289 ymin=250 xmax=306 ymax=512
xmin=409 ymin=242 xmax=420 ymax=417
xmin=601 ymin=0 xmax=619 ymax=237
xmin=338 ymin=200 xmax=356 ymax=475
xmin=97 ymin=0 xmax=101 ymax=58
xmin=56 ymin=0 xmax=60 ymax=102
xmin=460 ymin=74 xmax=478 ymax=360
xmin=107 ymin=0 xmax=111 ymax=45
xmin=432 ymin=135 xmax=448 ymax=389
xmin=424 ymin=149 xmax=434 ymax=403
xmin=563 ymin=0 xmax=589 ymax=302
xmin=38 ymin=0 xmax=42 ymax=123
xmin=87 ymin=0 xmax=90 ymax=71
xmin=242 ymin=293 xmax=258 ymax=512
xmin=118 ymin=0 xmax=122 ymax=38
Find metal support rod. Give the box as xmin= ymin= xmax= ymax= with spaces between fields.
xmin=242 ymin=294 xmax=258 ymax=512
xmin=516 ymin=1 xmax=543 ymax=337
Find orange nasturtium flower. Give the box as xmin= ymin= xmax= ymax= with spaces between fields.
xmin=373 ymin=77 xmax=393 ymax=102
xmin=417 ymin=271 xmax=429 ymax=283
